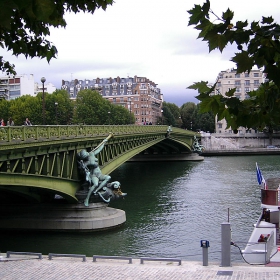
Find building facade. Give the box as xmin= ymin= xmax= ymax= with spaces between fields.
xmin=214 ymin=68 xmax=265 ymax=134
xmin=0 ymin=74 xmax=56 ymax=100
xmin=0 ymin=74 xmax=35 ymax=100
xmin=62 ymin=75 xmax=163 ymax=125
xmin=34 ymin=81 xmax=56 ymax=95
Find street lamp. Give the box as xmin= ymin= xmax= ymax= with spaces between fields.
xmin=108 ymin=111 xmax=111 ymax=125
xmin=55 ymin=102 xmax=58 ymax=125
xmin=41 ymin=77 xmax=46 ymax=125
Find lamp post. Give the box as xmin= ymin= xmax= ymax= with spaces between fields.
xmin=55 ymin=102 xmax=58 ymax=125
xmin=41 ymin=77 xmax=46 ymax=125
xmin=108 ymin=111 xmax=111 ymax=125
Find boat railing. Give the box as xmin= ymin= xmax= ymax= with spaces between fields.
xmin=261 ymin=189 xmax=279 ymax=205
xmin=265 ymin=231 xmax=275 ymax=263
xmin=242 ymin=231 xmax=275 ymax=264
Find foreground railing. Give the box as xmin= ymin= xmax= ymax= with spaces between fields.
xmin=0 ymin=125 xmax=196 ymax=144
xmin=0 ymin=125 xmax=166 ymax=143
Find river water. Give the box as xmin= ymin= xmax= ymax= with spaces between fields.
xmin=1 ymin=155 xmax=280 ymax=262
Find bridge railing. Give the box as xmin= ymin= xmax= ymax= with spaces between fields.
xmin=0 ymin=125 xmax=173 ymax=144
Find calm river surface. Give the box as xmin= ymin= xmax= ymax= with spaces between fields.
xmin=1 ymin=155 xmax=280 ymax=262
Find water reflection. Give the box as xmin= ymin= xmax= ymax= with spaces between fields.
xmin=1 ymin=155 xmax=280 ymax=262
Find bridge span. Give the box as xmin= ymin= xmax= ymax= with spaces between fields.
xmin=0 ymin=125 xmax=201 ymax=203
xmin=0 ymin=125 xmax=202 ymax=231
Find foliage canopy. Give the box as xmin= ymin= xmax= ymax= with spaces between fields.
xmin=187 ymin=0 xmax=280 ymax=134
xmin=0 ymin=0 xmax=113 ymax=75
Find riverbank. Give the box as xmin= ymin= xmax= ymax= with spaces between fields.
xmin=202 ymin=148 xmax=280 ymax=156
xmin=1 ymin=255 xmax=280 ymax=280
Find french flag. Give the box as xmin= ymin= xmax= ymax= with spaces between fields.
xmin=256 ymin=162 xmax=267 ymax=189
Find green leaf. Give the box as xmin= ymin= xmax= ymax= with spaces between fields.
xmin=188 ymin=1 xmax=210 ymax=25
xmin=231 ymin=51 xmax=254 ymax=73
xmin=262 ymin=16 xmax=274 ymax=25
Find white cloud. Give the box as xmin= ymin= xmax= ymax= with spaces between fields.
xmin=1 ymin=0 xmax=280 ymax=106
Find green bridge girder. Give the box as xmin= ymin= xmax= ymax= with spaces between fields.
xmin=0 ymin=125 xmax=199 ymax=204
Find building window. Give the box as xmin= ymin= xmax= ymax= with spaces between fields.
xmin=245 ymin=73 xmax=249 ymax=77
xmin=245 ymin=87 xmax=250 ymax=92
xmin=254 ymin=73 xmax=259 ymax=77
xmin=245 ymin=80 xmax=250 ymax=85
xmin=235 ymin=74 xmax=240 ymax=78
xmin=254 ymin=80 xmax=259 ymax=85
xmin=218 ymin=123 xmax=222 ymax=128
xmin=235 ymin=80 xmax=241 ymax=85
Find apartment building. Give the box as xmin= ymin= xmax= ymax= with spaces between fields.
xmin=62 ymin=75 xmax=163 ymax=125
xmin=34 ymin=81 xmax=56 ymax=95
xmin=0 ymin=74 xmax=56 ymax=100
xmin=214 ymin=68 xmax=265 ymax=134
xmin=0 ymin=74 xmax=35 ymax=100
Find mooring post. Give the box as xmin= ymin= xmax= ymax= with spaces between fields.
xmin=200 ymin=240 xmax=210 ymax=266
xmin=221 ymin=222 xmax=231 ymax=267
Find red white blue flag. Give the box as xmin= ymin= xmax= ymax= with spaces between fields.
xmin=256 ymin=162 xmax=267 ymax=189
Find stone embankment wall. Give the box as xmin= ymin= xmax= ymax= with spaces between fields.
xmin=201 ymin=132 xmax=280 ymax=150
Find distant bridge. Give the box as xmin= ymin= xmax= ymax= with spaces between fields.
xmin=0 ymin=125 xmax=200 ymax=204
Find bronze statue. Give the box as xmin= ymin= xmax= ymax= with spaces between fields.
xmin=77 ymin=134 xmax=126 ymax=206
xmin=97 ymin=181 xmax=127 ymax=203
xmin=77 ymin=134 xmax=112 ymax=206
xmin=192 ymin=135 xmax=204 ymax=153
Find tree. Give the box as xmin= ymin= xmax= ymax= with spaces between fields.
xmin=74 ymin=89 xmax=133 ymax=125
xmin=187 ymin=1 xmax=280 ymax=141
xmin=74 ymin=89 xmax=109 ymax=124
xmin=161 ymin=105 xmax=176 ymax=126
xmin=0 ymin=98 xmax=10 ymax=124
xmin=180 ymin=102 xmax=197 ymax=130
xmin=0 ymin=0 xmax=113 ymax=75
xmin=195 ymin=104 xmax=215 ymax=133
xmin=110 ymin=104 xmax=134 ymax=125
xmin=44 ymin=90 xmax=74 ymax=125
xmin=162 ymin=102 xmax=182 ymax=127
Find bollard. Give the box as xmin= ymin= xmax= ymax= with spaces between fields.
xmin=200 ymin=240 xmax=210 ymax=266
xmin=221 ymin=222 xmax=231 ymax=267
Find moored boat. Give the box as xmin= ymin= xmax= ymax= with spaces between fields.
xmin=242 ymin=173 xmax=280 ymax=264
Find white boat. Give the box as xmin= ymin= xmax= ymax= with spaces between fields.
xmin=242 ymin=178 xmax=280 ymax=264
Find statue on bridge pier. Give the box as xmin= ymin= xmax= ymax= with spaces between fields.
xmin=192 ymin=135 xmax=204 ymax=154
xmin=77 ymin=134 xmax=126 ymax=206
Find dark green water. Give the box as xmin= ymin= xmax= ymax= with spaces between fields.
xmin=1 ymin=155 xmax=280 ymax=261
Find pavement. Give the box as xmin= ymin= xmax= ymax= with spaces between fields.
xmin=0 ymin=254 xmax=280 ymax=280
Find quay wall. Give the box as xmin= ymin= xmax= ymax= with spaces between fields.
xmin=200 ymin=132 xmax=280 ymax=156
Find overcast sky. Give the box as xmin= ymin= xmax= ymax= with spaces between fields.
xmin=2 ymin=0 xmax=280 ymax=106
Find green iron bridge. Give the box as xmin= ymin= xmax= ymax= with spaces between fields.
xmin=0 ymin=125 xmax=200 ymax=204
